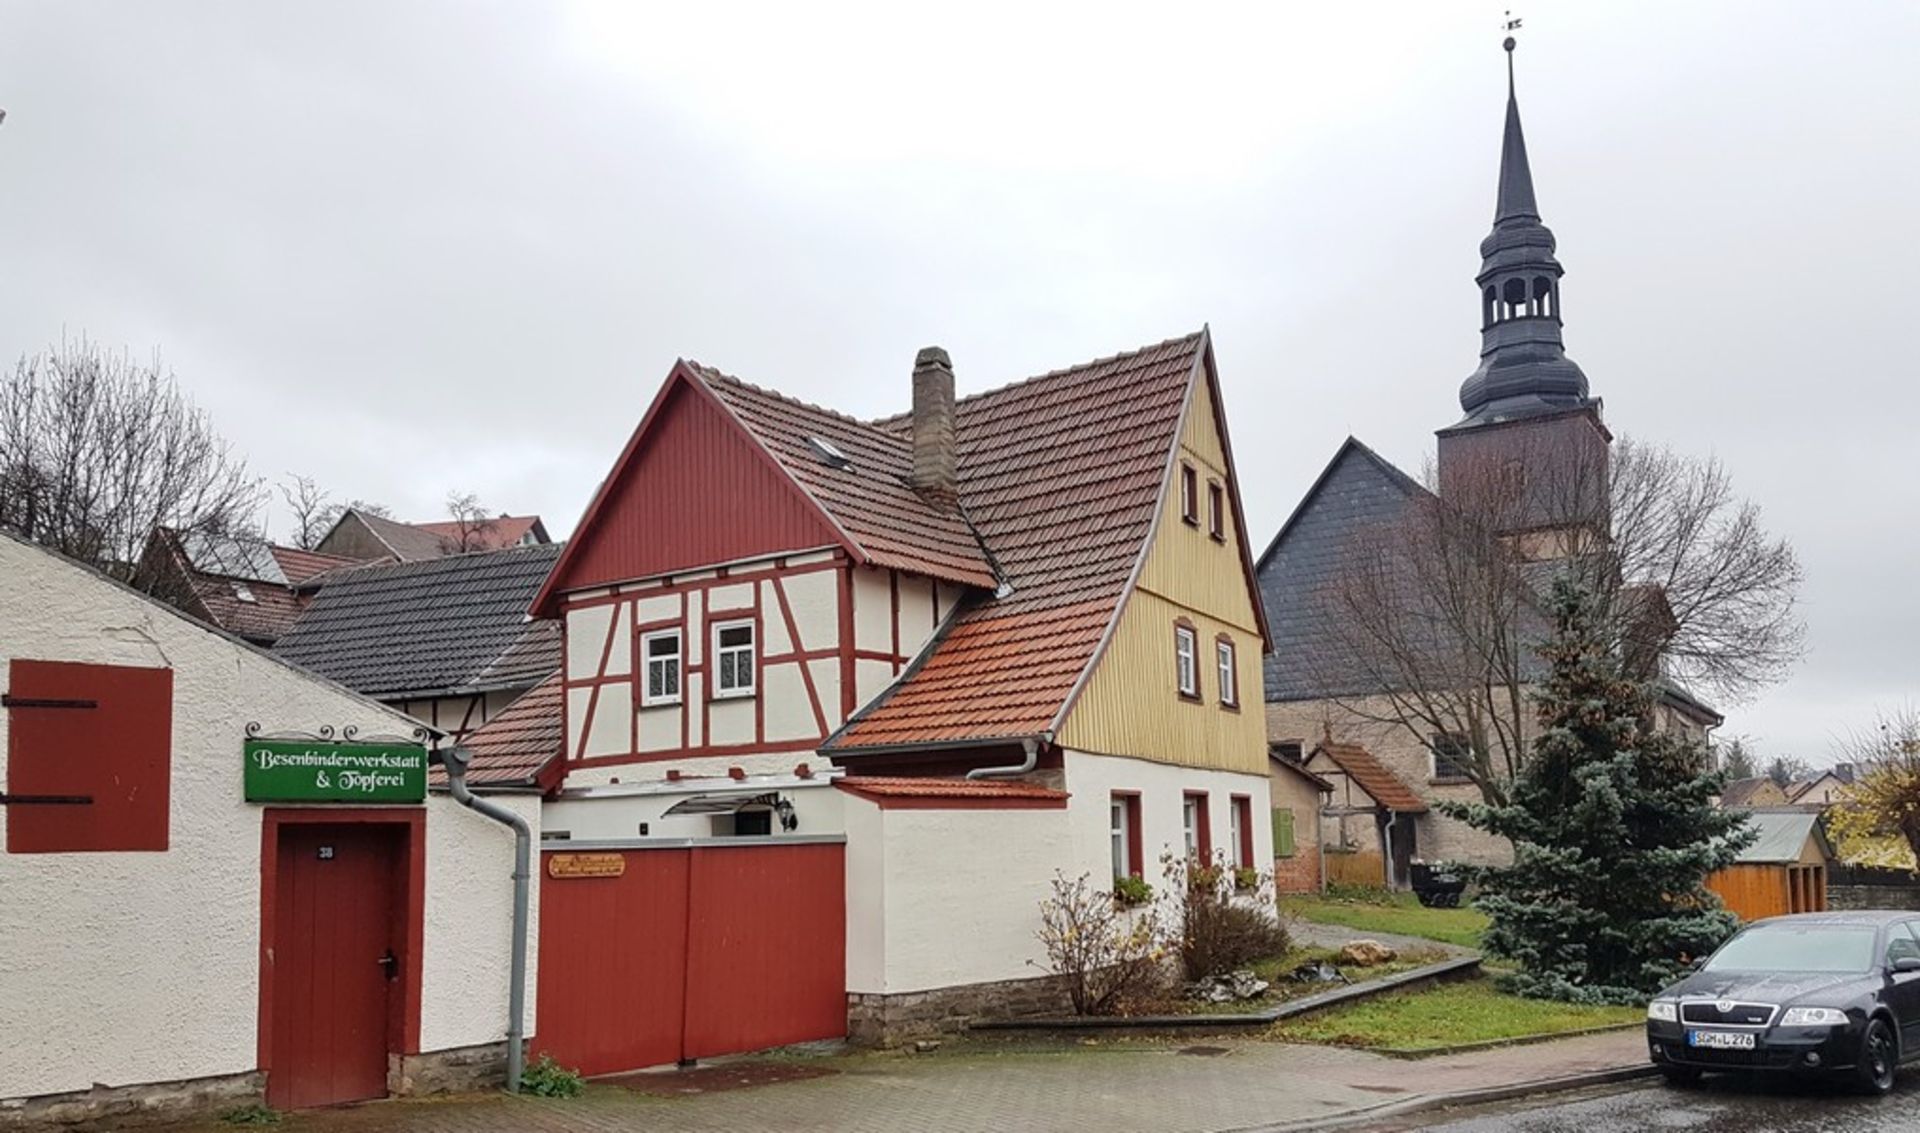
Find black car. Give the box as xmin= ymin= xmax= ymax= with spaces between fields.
xmin=1646 ymin=911 xmax=1920 ymax=1094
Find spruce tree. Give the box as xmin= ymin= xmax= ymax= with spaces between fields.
xmin=1443 ymin=579 xmax=1755 ymax=1004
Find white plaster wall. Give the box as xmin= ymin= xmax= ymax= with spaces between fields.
xmin=707 ymin=582 xmax=753 ymax=611
xmin=564 ymin=605 xmax=612 ymax=679
xmin=759 ymin=581 xmax=793 ymax=654
xmin=851 ymin=568 xmax=892 ymax=654
xmin=782 ymin=570 xmax=838 ymax=653
xmin=419 ymin=793 xmax=541 ymax=1052
xmin=541 ymin=782 xmax=845 ymax=843
xmin=896 ymin=574 xmax=936 ymax=658
xmin=1062 ymin=749 xmax=1274 ymax=892
xmin=582 ymin=682 xmax=632 ymax=757
xmin=561 ymin=748 xmax=832 ymax=791
xmin=855 ymin=659 xmax=894 ymax=707
xmin=761 ymin=663 xmax=815 ymax=742
xmin=840 ymin=795 xmax=1070 ymax=994
xmin=708 ymin=698 xmax=753 ymax=746
xmin=0 ymin=536 xmax=533 ymax=1100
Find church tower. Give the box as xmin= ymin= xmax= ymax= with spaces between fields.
xmin=1436 ymin=36 xmax=1611 ymax=555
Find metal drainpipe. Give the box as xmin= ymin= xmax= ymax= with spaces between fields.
xmin=442 ymin=747 xmax=530 ymax=1093
xmin=965 ymin=736 xmax=1042 ymax=780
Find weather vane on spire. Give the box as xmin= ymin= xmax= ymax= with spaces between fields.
xmin=1503 ymin=10 xmax=1522 ymax=51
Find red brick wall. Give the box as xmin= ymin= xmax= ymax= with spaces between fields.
xmin=1272 ymin=850 xmax=1320 ymax=895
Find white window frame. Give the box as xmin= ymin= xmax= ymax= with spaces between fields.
xmin=1110 ymin=798 xmax=1131 ymax=881
xmin=1216 ymin=638 xmax=1237 ymax=706
xmin=1430 ymin=732 xmax=1473 ymax=781
xmin=641 ymin=629 xmax=683 ymax=707
xmin=712 ymin=619 xmax=757 ymax=699
xmin=1182 ymin=794 xmax=1202 ymax=858
xmin=1228 ymin=799 xmax=1246 ymax=868
xmin=1174 ymin=624 xmax=1199 ymax=698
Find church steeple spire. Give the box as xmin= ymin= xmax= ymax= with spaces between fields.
xmin=1455 ymin=35 xmax=1592 ymax=427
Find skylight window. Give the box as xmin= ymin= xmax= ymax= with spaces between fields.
xmin=232 ymin=581 xmax=257 ymax=604
xmin=806 ymin=436 xmax=852 ymax=470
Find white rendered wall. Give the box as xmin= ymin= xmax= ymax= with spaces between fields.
xmin=541 ymin=780 xmax=845 ymax=843
xmin=0 ymin=536 xmax=534 ymax=1100
xmin=841 ymin=794 xmax=1071 ymax=995
xmin=1062 ymin=749 xmax=1274 ymax=893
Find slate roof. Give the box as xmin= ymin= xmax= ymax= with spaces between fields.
xmin=688 ymin=366 xmax=1000 ymax=589
xmin=438 ymin=674 xmax=564 ymax=788
xmin=1256 ymin=437 xmax=1431 ymax=702
xmin=827 ymin=332 xmax=1211 ymax=749
xmin=274 ymin=543 xmax=563 ymax=699
xmin=1313 ymin=740 xmax=1429 ymax=813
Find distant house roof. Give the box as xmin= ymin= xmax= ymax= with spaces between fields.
xmin=836 ymin=776 xmax=1069 ymax=806
xmin=1733 ymin=810 xmax=1834 ymax=865
xmin=1311 ymin=740 xmax=1429 ymax=813
xmin=274 ymin=543 xmax=563 ymax=700
xmin=1271 ymin=750 xmax=1336 ymax=794
xmin=1720 ymin=776 xmax=1791 ymax=809
xmin=137 ymin=527 xmax=365 ymax=645
xmin=438 ymin=675 xmax=564 ymax=789
xmin=411 ymin=515 xmax=550 ymax=554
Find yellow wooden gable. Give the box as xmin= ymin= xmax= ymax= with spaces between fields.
xmin=1058 ymin=363 xmax=1267 ymax=774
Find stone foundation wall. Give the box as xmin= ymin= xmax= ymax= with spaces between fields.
xmin=392 ymin=1041 xmax=513 ymax=1096
xmin=1830 ymin=884 xmax=1920 ymax=912
xmin=848 ymin=974 xmax=1074 ymax=1046
xmin=0 ymin=1043 xmax=514 ymax=1131
xmin=0 ymin=1071 xmax=263 ymax=1132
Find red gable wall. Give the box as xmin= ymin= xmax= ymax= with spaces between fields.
xmin=544 ymin=377 xmax=845 ymax=600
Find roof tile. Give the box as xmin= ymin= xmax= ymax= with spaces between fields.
xmin=1315 ymin=741 xmax=1429 ymax=813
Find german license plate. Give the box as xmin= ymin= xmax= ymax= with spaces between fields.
xmin=1687 ymin=1030 xmax=1756 ymax=1050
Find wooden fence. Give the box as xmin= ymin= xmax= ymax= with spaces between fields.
xmin=1323 ymin=849 xmax=1386 ymax=889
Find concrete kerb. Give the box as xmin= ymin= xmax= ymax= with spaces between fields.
xmin=968 ymin=955 xmax=1482 ymax=1034
xmin=1373 ymin=1020 xmax=1645 ymax=1059
xmin=1231 ymin=1063 xmax=1660 ymax=1133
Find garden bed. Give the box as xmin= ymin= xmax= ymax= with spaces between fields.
xmin=968 ymin=954 xmax=1481 ymax=1033
xmin=1264 ymin=977 xmax=1641 ymax=1051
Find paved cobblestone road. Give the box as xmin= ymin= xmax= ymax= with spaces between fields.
xmin=149 ymin=1031 xmax=1645 ymax=1133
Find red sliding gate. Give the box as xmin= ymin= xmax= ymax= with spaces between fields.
xmin=533 ymin=839 xmax=846 ymax=1076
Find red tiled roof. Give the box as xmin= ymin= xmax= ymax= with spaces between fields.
xmin=836 ymin=775 xmax=1068 ymax=803
xmin=1314 ymin=742 xmax=1428 ymax=813
xmin=270 ymin=545 xmax=364 ymax=585
xmin=412 ymin=515 xmax=547 ymax=554
xmin=827 ymin=332 xmax=1206 ymax=750
xmin=687 ymin=366 xmax=999 ymax=589
xmin=435 ymin=675 xmax=563 ymax=788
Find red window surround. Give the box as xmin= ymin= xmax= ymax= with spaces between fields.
xmin=1112 ymin=791 xmax=1143 ymax=879
xmin=1185 ymin=791 xmax=1212 ymax=860
xmin=5 ymin=659 xmax=172 ymax=853
xmin=1231 ymin=794 xmax=1254 ymax=868
xmin=1207 ymin=481 xmax=1225 ymax=541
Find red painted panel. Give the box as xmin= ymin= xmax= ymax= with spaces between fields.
xmin=267 ymin=824 xmax=401 ymax=1110
xmin=534 ymin=849 xmax=691 ymax=1076
xmin=682 ymin=843 xmax=846 ymax=1059
xmin=544 ymin=379 xmax=844 ymax=602
xmin=5 ymin=660 xmax=172 ymax=853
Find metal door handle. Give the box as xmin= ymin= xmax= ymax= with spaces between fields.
xmin=378 ymin=949 xmax=398 ymax=980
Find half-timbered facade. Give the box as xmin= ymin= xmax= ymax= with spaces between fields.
xmin=514 ymin=328 xmax=1275 ymax=1054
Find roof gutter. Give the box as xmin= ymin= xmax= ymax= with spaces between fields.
xmin=441 ymin=746 xmax=530 ymax=1094
xmin=966 ymin=735 xmax=1046 ymax=781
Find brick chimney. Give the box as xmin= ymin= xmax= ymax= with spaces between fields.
xmin=910 ymin=346 xmax=957 ymax=506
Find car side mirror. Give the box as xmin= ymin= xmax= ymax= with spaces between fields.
xmin=1893 ymin=957 xmax=1920 ymax=974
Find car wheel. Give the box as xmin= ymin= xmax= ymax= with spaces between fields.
xmin=1855 ymin=1017 xmax=1899 ymax=1095
xmin=1660 ymin=1066 xmax=1703 ymax=1087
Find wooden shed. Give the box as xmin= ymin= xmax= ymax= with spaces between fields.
xmin=1707 ymin=810 xmax=1834 ymax=922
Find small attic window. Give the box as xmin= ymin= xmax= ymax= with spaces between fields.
xmin=806 ymin=436 xmax=852 ymax=470
xmin=232 ymin=581 xmax=257 ymax=604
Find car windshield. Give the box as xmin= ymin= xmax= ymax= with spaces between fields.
xmin=1703 ymin=925 xmax=1879 ymax=973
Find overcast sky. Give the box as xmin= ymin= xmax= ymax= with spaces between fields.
xmin=2 ymin=2 xmax=1914 ymax=764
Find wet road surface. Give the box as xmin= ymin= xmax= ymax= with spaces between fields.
xmin=1377 ymin=1069 xmax=1920 ymax=1131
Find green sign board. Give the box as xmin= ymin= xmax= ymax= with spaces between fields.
xmin=243 ymin=739 xmax=428 ymax=804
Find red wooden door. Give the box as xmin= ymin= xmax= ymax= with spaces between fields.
xmin=533 ymin=849 xmax=692 ymax=1076
xmin=269 ymin=825 xmax=401 ymax=1109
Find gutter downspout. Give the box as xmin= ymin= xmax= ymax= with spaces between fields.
xmin=443 ymin=747 xmax=530 ymax=1093
xmin=966 ymin=735 xmax=1044 ymax=781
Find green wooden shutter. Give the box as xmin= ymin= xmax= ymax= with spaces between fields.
xmin=1270 ymin=807 xmax=1296 ymax=858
